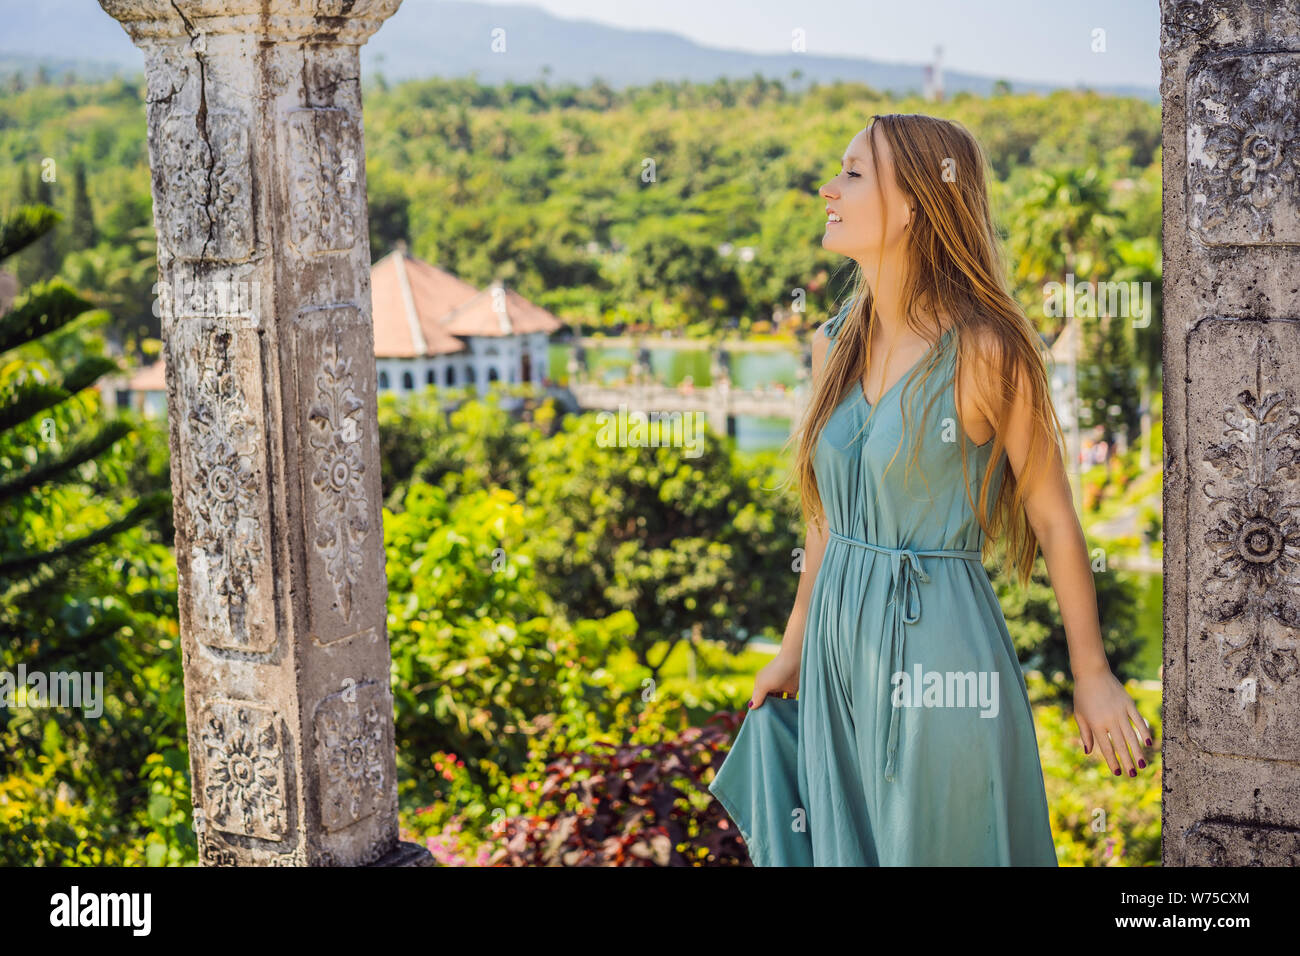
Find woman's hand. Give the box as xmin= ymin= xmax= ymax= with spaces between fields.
xmin=750 ymin=649 xmax=801 ymax=709
xmin=1072 ymin=665 xmax=1154 ymax=777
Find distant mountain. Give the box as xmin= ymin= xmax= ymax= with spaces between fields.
xmin=0 ymin=0 xmax=1157 ymax=101
xmin=0 ymin=54 xmax=124 ymax=83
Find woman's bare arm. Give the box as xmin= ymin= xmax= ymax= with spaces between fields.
xmin=960 ymin=326 xmax=1154 ymax=776
xmin=779 ymin=493 xmax=829 ymax=665
xmin=751 ymin=328 xmax=833 ymax=704
xmin=779 ymin=328 xmax=836 ymax=657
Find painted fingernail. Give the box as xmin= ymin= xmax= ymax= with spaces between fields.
xmin=1113 ymin=768 xmax=1121 ymax=776
xmin=1083 ymin=745 xmax=1089 ymax=754
xmin=1146 ymin=738 xmax=1153 ymax=745
xmin=1129 ymin=769 xmax=1136 ymax=777
xmin=1138 ymin=759 xmax=1146 ymax=768
xmin=747 ymin=701 xmax=753 ymax=708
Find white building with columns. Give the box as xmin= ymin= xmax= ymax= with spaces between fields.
xmin=370 ymin=243 xmax=562 ymax=396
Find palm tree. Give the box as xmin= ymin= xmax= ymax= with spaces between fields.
xmin=1006 ymin=164 xmax=1121 ymax=331
xmin=1004 ymin=163 xmax=1124 ymax=506
xmin=0 ymin=204 xmax=168 ymax=616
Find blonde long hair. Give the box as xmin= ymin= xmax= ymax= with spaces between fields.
xmin=789 ymin=113 xmax=1066 ymax=589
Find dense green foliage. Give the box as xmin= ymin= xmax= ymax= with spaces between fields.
xmin=377 ymin=385 xmax=552 ymax=508
xmin=380 ymin=386 xmax=807 ymax=679
xmin=0 ymin=205 xmax=183 ymax=865
xmin=521 ymin=413 xmax=803 ymax=677
xmin=2 ymin=73 xmax=1157 ymax=336
xmin=988 ymin=537 xmax=1144 ymax=697
xmin=384 ymin=478 xmax=634 ymax=803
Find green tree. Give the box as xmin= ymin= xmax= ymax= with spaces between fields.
xmin=0 ymin=204 xmax=185 ymax=866
xmin=523 ymin=413 xmax=802 ymax=678
xmin=1077 ymin=311 xmax=1141 ymax=452
xmin=0 ymin=205 xmax=167 ymax=593
xmin=988 ymin=538 xmax=1144 ymax=699
xmin=18 ymin=163 xmax=35 ymax=206
xmin=1005 ymin=164 xmax=1120 ymax=330
xmin=376 ymin=387 xmax=546 ymax=509
xmin=70 ymin=162 xmax=98 ymax=251
xmin=29 ymin=171 xmax=60 ymax=282
xmin=1110 ymin=236 xmax=1161 ymax=387
xmin=1109 ymin=232 xmax=1162 ymax=467
xmin=616 ymin=225 xmax=745 ymax=327
xmin=384 ymin=480 xmax=631 ymax=801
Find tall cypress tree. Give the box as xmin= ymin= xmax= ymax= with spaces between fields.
xmin=19 ymin=164 xmax=35 ymax=206
xmin=70 ymin=161 xmax=97 ymax=251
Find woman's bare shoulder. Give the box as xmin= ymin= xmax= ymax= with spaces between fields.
xmin=954 ymin=321 xmax=1012 ymax=446
xmin=811 ymin=315 xmax=840 ymax=382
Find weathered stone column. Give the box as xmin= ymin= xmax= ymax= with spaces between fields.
xmin=100 ymin=0 xmax=430 ymax=866
xmin=1161 ymin=0 xmax=1300 ymax=865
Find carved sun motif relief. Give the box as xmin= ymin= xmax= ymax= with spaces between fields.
xmin=199 ymin=699 xmax=288 ymax=842
xmin=314 ymin=682 xmax=387 ymax=832
xmin=1187 ymin=54 xmax=1300 ymax=244
xmin=308 ymin=335 xmax=370 ymax=622
xmin=1201 ymin=338 xmax=1300 ymax=717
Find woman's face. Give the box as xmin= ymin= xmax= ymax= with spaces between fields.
xmin=819 ymin=125 xmax=912 ymax=261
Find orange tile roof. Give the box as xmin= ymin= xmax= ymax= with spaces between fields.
xmin=128 ymin=358 xmax=166 ymax=391
xmin=440 ymin=282 xmax=565 ymax=337
xmin=369 ymin=246 xmax=562 ymax=356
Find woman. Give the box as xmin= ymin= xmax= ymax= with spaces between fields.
xmin=708 ymin=113 xmax=1153 ymax=866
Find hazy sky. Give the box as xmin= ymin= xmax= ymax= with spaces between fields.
xmin=466 ymin=0 xmax=1160 ymax=88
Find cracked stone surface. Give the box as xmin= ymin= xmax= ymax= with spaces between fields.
xmin=1161 ymin=0 xmax=1300 ymax=865
xmin=100 ymin=0 xmax=431 ymax=866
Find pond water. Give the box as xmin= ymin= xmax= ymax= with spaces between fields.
xmin=548 ymin=341 xmax=805 ymax=454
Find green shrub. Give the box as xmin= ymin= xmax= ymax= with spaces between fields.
xmin=1029 ymin=672 xmax=1162 ymax=866
xmin=0 ymin=205 xmax=188 ymax=866
xmin=989 ymin=542 xmax=1144 ymax=699
xmin=385 ymin=479 xmax=635 ymax=804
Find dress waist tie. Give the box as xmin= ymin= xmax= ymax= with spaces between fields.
xmin=827 ymin=529 xmax=984 ymax=783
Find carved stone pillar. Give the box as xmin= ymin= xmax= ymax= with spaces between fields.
xmin=100 ymin=0 xmax=430 ymax=866
xmin=1161 ymin=0 xmax=1300 ymax=865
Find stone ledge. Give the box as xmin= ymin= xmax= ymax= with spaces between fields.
xmin=368 ymin=841 xmax=436 ymax=867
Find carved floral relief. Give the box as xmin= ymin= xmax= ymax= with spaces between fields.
xmin=199 ymin=698 xmax=288 ymax=842
xmin=1196 ymin=330 xmax=1300 ymax=750
xmin=1188 ymin=54 xmax=1300 ymax=244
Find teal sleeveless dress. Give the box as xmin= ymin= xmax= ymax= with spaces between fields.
xmin=708 ymin=303 xmax=1057 ymax=866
